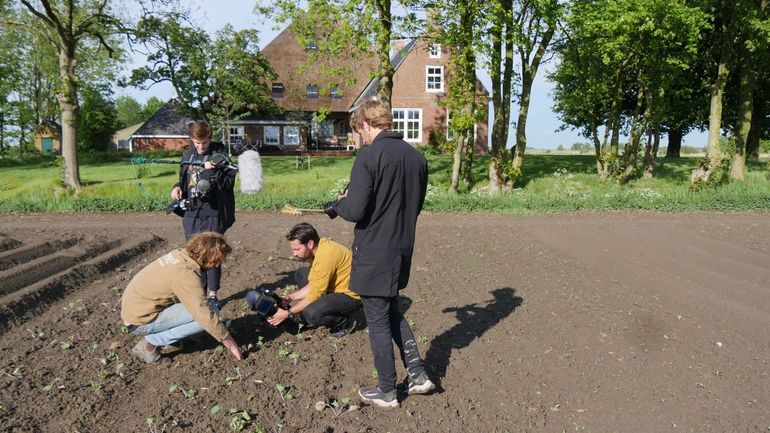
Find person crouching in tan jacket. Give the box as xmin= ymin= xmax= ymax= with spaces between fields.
xmin=121 ymin=232 xmax=242 ymax=364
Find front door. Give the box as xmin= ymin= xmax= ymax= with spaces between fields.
xmin=41 ymin=137 xmax=54 ymax=153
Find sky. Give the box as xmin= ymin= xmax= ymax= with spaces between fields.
xmin=118 ymin=0 xmax=708 ymax=150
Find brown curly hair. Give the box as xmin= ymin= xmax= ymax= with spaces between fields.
xmin=185 ymin=232 xmax=231 ymax=269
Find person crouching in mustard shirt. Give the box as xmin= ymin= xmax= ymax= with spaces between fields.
xmin=121 ymin=232 xmax=242 ymax=364
xmin=267 ymin=223 xmax=361 ymax=339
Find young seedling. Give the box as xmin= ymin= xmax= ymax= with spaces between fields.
xmin=182 ymin=388 xmax=197 ymax=399
xmin=90 ymin=380 xmax=103 ymax=392
xmin=42 ymin=377 xmax=62 ymax=393
xmin=314 ymin=397 xmax=359 ymax=418
xmin=225 ymin=367 xmax=242 ymax=386
xmin=275 ymin=383 xmax=293 ymax=401
xmin=288 ymin=352 xmax=300 ymax=364
xmin=229 ymin=411 xmax=252 ymax=432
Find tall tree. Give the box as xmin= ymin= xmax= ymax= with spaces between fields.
xmin=485 ymin=0 xmax=516 ymax=191
xmin=128 ymin=15 xmax=278 ymax=124
xmin=77 ymin=84 xmax=118 ymax=152
xmin=426 ymin=2 xmax=485 ymax=192
xmin=115 ymin=95 xmax=144 ymax=128
xmin=15 ymin=0 xmax=123 ymax=190
xmin=509 ymin=0 xmax=560 ymax=181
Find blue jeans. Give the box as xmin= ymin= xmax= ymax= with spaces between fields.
xmin=131 ymin=303 xmax=205 ymax=347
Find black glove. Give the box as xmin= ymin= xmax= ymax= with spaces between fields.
xmin=323 ymin=201 xmax=338 ymax=219
xmin=207 ymin=295 xmax=221 ymax=315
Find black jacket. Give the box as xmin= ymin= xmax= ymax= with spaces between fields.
xmin=331 ymin=131 xmax=428 ymax=297
xmin=174 ymin=142 xmax=236 ymax=231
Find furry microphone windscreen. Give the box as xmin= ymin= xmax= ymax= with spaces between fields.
xmin=238 ymin=150 xmax=264 ymax=195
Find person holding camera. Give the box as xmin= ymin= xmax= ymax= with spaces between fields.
xmin=266 ymin=223 xmax=361 ymax=339
xmin=121 ymin=232 xmax=242 ymax=364
xmin=170 ymin=120 xmax=236 ymax=311
xmin=323 ymin=100 xmax=434 ymax=409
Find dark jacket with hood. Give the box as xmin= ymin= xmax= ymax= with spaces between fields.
xmin=173 ymin=142 xmax=236 ymax=231
xmin=330 ymin=130 xmax=428 ymax=297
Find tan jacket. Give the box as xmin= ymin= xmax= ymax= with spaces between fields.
xmin=120 ymin=249 xmax=229 ymax=342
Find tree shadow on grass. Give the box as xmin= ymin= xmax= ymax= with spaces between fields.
xmin=423 ymin=287 xmax=522 ymax=387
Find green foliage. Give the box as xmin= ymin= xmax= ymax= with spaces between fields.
xmin=77 ymin=85 xmax=119 ymax=152
xmin=114 ymin=96 xmax=144 ymax=129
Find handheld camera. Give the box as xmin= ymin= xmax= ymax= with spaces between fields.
xmin=245 ymin=287 xmax=287 ymax=317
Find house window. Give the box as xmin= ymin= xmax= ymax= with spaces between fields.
xmin=426 ymin=66 xmax=444 ymax=92
xmin=330 ymin=84 xmax=342 ymax=99
xmin=307 ymin=84 xmax=319 ymax=99
xmin=117 ymin=139 xmax=130 ymax=151
xmin=306 ymin=36 xmax=318 ymax=50
xmin=229 ymin=126 xmax=244 ymax=141
xmin=428 ymin=43 xmax=441 ymax=58
xmin=283 ymin=126 xmax=300 ymax=146
xmin=272 ymin=83 xmax=284 ymax=98
xmin=392 ymin=108 xmax=422 ymax=142
xmin=264 ymin=126 xmax=280 ymax=145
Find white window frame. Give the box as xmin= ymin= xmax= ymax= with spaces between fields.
xmin=392 ymin=108 xmax=422 ymax=143
xmin=283 ymin=126 xmax=300 ymax=146
xmin=264 ymin=126 xmax=280 ymax=145
xmin=428 ymin=43 xmax=441 ymax=58
xmin=426 ymin=65 xmax=444 ymax=93
xmin=229 ymin=125 xmax=244 ymax=141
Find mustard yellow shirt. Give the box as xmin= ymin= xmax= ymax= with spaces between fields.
xmin=306 ymin=238 xmax=359 ymax=303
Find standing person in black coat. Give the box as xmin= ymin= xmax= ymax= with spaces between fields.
xmin=323 ymin=100 xmax=435 ymax=409
xmin=170 ymin=120 xmax=236 ymax=311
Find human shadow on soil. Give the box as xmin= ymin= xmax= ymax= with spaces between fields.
xmin=423 ymin=287 xmax=522 ymax=388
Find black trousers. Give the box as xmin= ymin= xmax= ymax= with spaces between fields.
xmin=360 ymin=296 xmax=425 ymax=393
xmin=294 ymin=268 xmax=361 ymax=329
xmin=183 ymin=214 xmax=224 ymax=293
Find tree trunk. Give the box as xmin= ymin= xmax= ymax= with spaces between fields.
xmin=730 ymin=46 xmax=754 ymax=180
xmin=620 ymin=81 xmax=646 ymax=184
xmin=666 ymin=128 xmax=683 ymax=158
xmin=644 ymin=125 xmax=660 ymax=178
xmin=488 ymin=1 xmax=513 ymax=193
xmin=374 ymin=0 xmax=394 ymax=109
xmin=0 ymin=112 xmax=5 ymax=155
xmin=58 ymin=47 xmax=82 ymax=190
xmin=450 ymin=134 xmax=465 ymax=193
xmin=511 ymin=28 xmax=554 ymax=178
xmin=591 ymin=123 xmax=606 ymax=178
xmin=746 ymin=101 xmax=763 ymax=160
xmin=694 ymin=23 xmax=731 ymax=185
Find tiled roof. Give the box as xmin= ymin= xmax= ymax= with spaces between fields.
xmin=132 ymin=99 xmax=193 ymax=137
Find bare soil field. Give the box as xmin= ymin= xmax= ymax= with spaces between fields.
xmin=0 ymin=211 xmax=768 ymax=433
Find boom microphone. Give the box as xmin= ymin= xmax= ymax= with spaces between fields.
xmin=238 ymin=150 xmax=263 ymax=195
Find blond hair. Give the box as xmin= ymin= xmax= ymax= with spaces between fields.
xmin=350 ymin=99 xmax=392 ymax=132
xmin=185 ymin=232 xmax=231 ymax=269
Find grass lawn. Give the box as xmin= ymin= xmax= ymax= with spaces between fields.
xmin=0 ymin=152 xmax=768 ymax=213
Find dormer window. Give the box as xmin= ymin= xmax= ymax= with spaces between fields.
xmin=428 ymin=43 xmax=441 ymax=58
xmin=330 ymin=84 xmax=342 ymax=99
xmin=272 ymin=83 xmax=284 ymax=98
xmin=307 ymin=84 xmax=319 ymax=99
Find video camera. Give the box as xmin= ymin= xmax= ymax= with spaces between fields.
xmin=245 ymin=287 xmax=288 ymax=318
xmin=165 ymin=171 xmax=214 ymax=216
